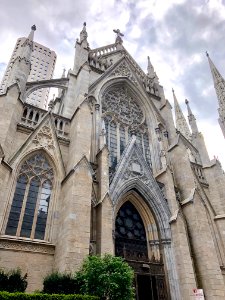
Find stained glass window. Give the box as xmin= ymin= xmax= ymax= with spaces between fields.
xmin=5 ymin=153 xmax=54 ymax=240
xmin=115 ymin=201 xmax=148 ymax=261
xmin=102 ymin=86 xmax=152 ymax=173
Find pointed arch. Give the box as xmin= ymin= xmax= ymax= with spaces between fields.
xmin=115 ymin=190 xmax=161 ymax=261
xmin=113 ymin=180 xmax=170 ymax=241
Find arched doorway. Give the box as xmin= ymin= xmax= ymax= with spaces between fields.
xmin=115 ymin=199 xmax=168 ymax=300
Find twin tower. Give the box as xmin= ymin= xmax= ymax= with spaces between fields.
xmin=0 ymin=23 xmax=225 ymax=299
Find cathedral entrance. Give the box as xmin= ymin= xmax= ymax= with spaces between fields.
xmin=115 ymin=200 xmax=168 ymax=300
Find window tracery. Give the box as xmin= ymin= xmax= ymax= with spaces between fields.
xmin=115 ymin=201 xmax=148 ymax=261
xmin=5 ymin=153 xmax=54 ymax=240
xmin=102 ymin=86 xmax=151 ymax=174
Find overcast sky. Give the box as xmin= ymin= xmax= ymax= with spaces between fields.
xmin=0 ymin=0 xmax=225 ymax=168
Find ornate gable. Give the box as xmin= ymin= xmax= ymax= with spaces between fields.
xmin=109 ymin=60 xmax=138 ymax=86
xmin=110 ymin=136 xmax=168 ymax=209
xmin=9 ymin=113 xmax=65 ymax=176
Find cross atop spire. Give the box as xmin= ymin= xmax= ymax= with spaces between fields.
xmin=113 ymin=29 xmax=124 ymax=44
xmin=172 ymin=89 xmax=191 ymax=140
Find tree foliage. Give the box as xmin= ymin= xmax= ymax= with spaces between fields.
xmin=75 ymin=254 xmax=134 ymax=300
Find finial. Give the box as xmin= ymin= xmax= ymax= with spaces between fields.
xmin=80 ymin=21 xmax=88 ymax=43
xmin=147 ymin=56 xmax=152 ymax=69
xmin=185 ymin=98 xmax=189 ymax=105
xmin=62 ymin=68 xmax=66 ymax=78
xmin=206 ymin=51 xmax=209 ymax=57
xmin=31 ymin=25 xmax=36 ymax=31
xmin=48 ymin=94 xmax=55 ymax=111
xmin=172 ymin=88 xmax=174 ymax=93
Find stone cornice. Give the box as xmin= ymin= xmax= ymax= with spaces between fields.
xmin=0 ymin=236 xmax=55 ymax=255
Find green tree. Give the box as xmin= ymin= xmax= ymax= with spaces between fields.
xmin=75 ymin=254 xmax=134 ymax=300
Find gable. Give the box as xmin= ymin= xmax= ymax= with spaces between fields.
xmin=110 ymin=136 xmax=167 ymax=208
xmin=9 ymin=112 xmax=66 ymax=177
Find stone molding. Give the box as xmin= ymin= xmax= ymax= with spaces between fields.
xmin=180 ymin=188 xmax=196 ymax=206
xmin=214 ymin=214 xmax=225 ymax=220
xmin=0 ymin=236 xmax=55 ymax=255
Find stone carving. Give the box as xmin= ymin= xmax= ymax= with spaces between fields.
xmin=102 ymin=86 xmax=144 ymax=127
xmin=113 ymin=28 xmax=124 ymax=44
xmin=123 ymin=150 xmax=151 ymax=185
xmin=0 ymin=238 xmax=55 ymax=255
xmin=33 ymin=120 xmax=55 ymax=150
xmin=110 ymin=61 xmax=138 ymax=86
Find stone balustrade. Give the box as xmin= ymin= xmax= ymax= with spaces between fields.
xmin=20 ymin=104 xmax=70 ymax=138
xmin=90 ymin=44 xmax=118 ymax=57
xmin=53 ymin=116 xmax=70 ymax=138
xmin=21 ymin=104 xmax=46 ymax=127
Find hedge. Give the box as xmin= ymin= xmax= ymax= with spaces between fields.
xmin=0 ymin=292 xmax=99 ymax=300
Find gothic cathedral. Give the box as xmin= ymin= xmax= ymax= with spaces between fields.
xmin=1 ymin=23 xmax=225 ymax=300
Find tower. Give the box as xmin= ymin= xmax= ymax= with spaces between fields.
xmin=0 ymin=24 xmax=225 ymax=300
xmin=0 ymin=28 xmax=56 ymax=109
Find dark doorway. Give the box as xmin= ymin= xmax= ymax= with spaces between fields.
xmin=115 ymin=201 xmax=168 ymax=300
xmin=137 ymin=274 xmax=153 ymax=300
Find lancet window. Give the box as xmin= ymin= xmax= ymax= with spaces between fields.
xmin=5 ymin=153 xmax=54 ymax=240
xmin=102 ymin=86 xmax=151 ymax=174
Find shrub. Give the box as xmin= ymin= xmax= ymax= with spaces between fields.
xmin=0 ymin=271 xmax=8 ymax=292
xmin=43 ymin=272 xmax=80 ymax=295
xmin=0 ymin=269 xmax=27 ymax=293
xmin=75 ymin=254 xmax=135 ymax=300
xmin=0 ymin=292 xmax=99 ymax=299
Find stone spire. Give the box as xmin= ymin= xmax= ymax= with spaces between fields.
xmin=147 ymin=56 xmax=159 ymax=84
xmin=172 ymin=89 xmax=191 ymax=140
xmin=185 ymin=97 xmax=210 ymax=165
xmin=80 ymin=22 xmax=88 ymax=45
xmin=61 ymin=68 xmax=66 ymax=78
xmin=206 ymin=52 xmax=225 ymax=138
xmin=58 ymin=69 xmax=66 ymax=98
xmin=147 ymin=56 xmax=155 ymax=78
xmin=8 ymin=25 xmax=36 ymax=97
xmin=73 ymin=22 xmax=90 ymax=73
xmin=20 ymin=25 xmax=36 ymax=60
xmin=185 ymin=99 xmax=199 ymax=134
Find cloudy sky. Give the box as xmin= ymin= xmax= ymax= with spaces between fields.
xmin=1 ymin=0 xmax=225 ymax=168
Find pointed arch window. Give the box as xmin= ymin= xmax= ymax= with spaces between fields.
xmin=5 ymin=153 xmax=54 ymax=240
xmin=115 ymin=201 xmax=148 ymax=261
xmin=102 ymin=85 xmax=152 ymax=175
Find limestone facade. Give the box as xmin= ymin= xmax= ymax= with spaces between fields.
xmin=0 ymin=24 xmax=225 ymax=299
